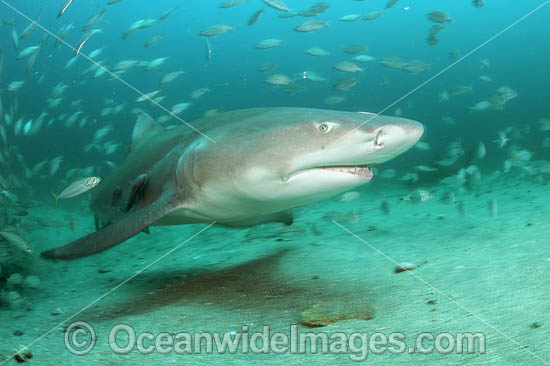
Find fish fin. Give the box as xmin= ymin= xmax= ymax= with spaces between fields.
xmin=221 ymin=210 xmax=294 ymax=227
xmin=41 ymin=194 xmax=176 ymax=259
xmin=127 ymin=112 xmax=163 ymax=156
xmin=50 ymin=191 xmax=58 ymax=208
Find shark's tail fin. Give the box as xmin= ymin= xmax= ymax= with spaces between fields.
xmin=50 ymin=191 xmax=59 ymax=208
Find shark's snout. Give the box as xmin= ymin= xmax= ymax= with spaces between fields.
xmin=365 ymin=118 xmax=424 ymax=164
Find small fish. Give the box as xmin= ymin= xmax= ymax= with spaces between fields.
xmin=363 ymin=10 xmax=385 ymax=21
xmin=161 ymin=71 xmax=184 ymax=85
xmin=0 ymin=231 xmax=32 ymax=254
xmin=144 ymin=57 xmax=167 ymax=70
xmin=144 ymin=34 xmax=164 ymax=48
xmin=299 ymin=71 xmax=326 ymax=82
xmin=469 ymin=100 xmax=492 ymax=111
xmin=220 ymin=0 xmax=248 ymax=8
xmin=137 ymin=90 xmax=161 ymax=102
xmin=413 ymin=141 xmax=431 ymax=151
xmin=265 ymin=74 xmax=292 ymax=86
xmin=26 ymin=52 xmax=39 ymax=73
xmin=49 ymin=156 xmax=63 ymax=176
xmin=295 ymin=19 xmax=329 ymax=32
xmin=157 ymin=6 xmax=179 ymax=21
xmin=88 ymin=47 xmax=104 ymax=58
xmin=113 ymin=59 xmax=140 ymax=71
xmin=305 ymin=47 xmax=330 ymax=56
xmin=264 ymin=0 xmax=290 ymax=11
xmin=324 ymin=95 xmax=345 ymax=105
xmin=7 ymin=81 xmax=24 ymax=91
xmin=57 ymin=0 xmax=74 ymax=18
xmin=380 ymin=200 xmax=390 ymax=214
xmin=353 ymin=54 xmax=376 ymax=63
xmin=83 ymin=10 xmax=105 ymax=31
xmin=200 ymin=24 xmax=234 ymax=37
xmin=400 ymin=173 xmax=419 ymax=183
xmin=171 ymin=102 xmax=191 ymax=115
xmin=343 ymin=44 xmax=365 ymax=55
xmin=123 ymin=18 xmax=157 ymax=38
xmin=339 ymin=14 xmax=362 ymax=22
xmin=476 ymin=142 xmax=486 ymax=159
xmin=17 ymin=46 xmax=40 ymax=60
xmin=190 ymin=88 xmax=210 ymax=100
xmin=76 ymin=29 xmax=101 ymax=55
xmin=20 ymin=14 xmax=40 ymax=39
xmin=256 ymin=38 xmax=284 ymax=49
xmin=415 ymin=165 xmax=437 ymax=172
xmin=447 ymin=85 xmax=472 ymax=96
xmin=55 ymin=23 xmax=75 ymax=47
xmin=385 ymin=0 xmax=400 ymax=8
xmin=51 ymin=177 xmax=101 ymax=206
xmin=427 ymin=10 xmax=453 ymax=24
xmin=93 ymin=125 xmax=113 ymax=141
xmin=488 ymin=199 xmax=498 ymax=217
xmin=11 ymin=29 xmax=19 ymax=49
xmin=258 ymin=63 xmax=277 ymax=72
xmin=333 ymin=61 xmax=363 ymax=73
xmin=204 ymin=37 xmax=212 ymax=60
xmin=494 ymin=131 xmax=509 ymax=149
xmin=248 ymin=8 xmax=264 ymax=26
xmin=332 ymin=78 xmax=359 ymax=91
xmin=479 ymin=75 xmax=493 ymax=82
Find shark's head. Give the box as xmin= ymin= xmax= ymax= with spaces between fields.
xmin=179 ymin=108 xmax=423 ymax=221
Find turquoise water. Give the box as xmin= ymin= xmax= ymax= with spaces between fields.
xmin=1 ymin=0 xmax=549 ymax=364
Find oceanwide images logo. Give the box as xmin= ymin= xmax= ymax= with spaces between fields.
xmin=64 ymin=322 xmax=486 ymax=361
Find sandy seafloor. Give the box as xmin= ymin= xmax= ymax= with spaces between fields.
xmin=1 ymin=174 xmax=549 ymax=365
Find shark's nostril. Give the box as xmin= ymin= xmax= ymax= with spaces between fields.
xmin=374 ymin=129 xmax=384 ymax=148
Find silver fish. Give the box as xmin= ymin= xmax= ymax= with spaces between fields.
xmin=51 ymin=177 xmax=101 ymax=205
xmin=16 ymin=45 xmax=40 ymax=60
xmin=0 ymin=231 xmax=32 ymax=254
xmin=76 ymin=29 xmax=101 ymax=55
xmin=20 ymin=13 xmax=40 ymax=39
xmin=57 ymin=0 xmax=73 ymax=18
xmin=204 ymin=37 xmax=212 ymax=60
xmin=248 ymin=8 xmax=264 ymax=26
xmin=83 ymin=10 xmax=105 ymax=31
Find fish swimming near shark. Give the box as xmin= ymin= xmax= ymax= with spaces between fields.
xmin=41 ymin=107 xmax=423 ymax=259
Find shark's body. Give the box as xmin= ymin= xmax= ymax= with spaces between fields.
xmin=42 ymin=107 xmax=423 ymax=259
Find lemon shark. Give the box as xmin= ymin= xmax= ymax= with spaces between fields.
xmin=41 ymin=107 xmax=423 ymax=259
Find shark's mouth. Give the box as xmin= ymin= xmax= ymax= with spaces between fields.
xmin=321 ymin=165 xmax=374 ymax=179
xmin=285 ymin=165 xmax=374 ymax=183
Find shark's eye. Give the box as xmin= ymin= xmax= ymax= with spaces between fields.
xmin=318 ymin=123 xmax=331 ymax=133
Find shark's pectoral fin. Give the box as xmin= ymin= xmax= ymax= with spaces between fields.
xmin=41 ymin=194 xmax=176 ymax=260
xmin=221 ymin=210 xmax=294 ymax=227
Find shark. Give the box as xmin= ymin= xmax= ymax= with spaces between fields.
xmin=41 ymin=107 xmax=423 ymax=259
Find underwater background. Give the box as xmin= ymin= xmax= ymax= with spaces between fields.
xmin=1 ymin=0 xmax=550 ymax=364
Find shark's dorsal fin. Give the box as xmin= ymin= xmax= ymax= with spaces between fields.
xmin=128 ymin=112 xmax=163 ymax=155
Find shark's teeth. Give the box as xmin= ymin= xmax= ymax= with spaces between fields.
xmin=322 ymin=166 xmax=373 ymax=179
